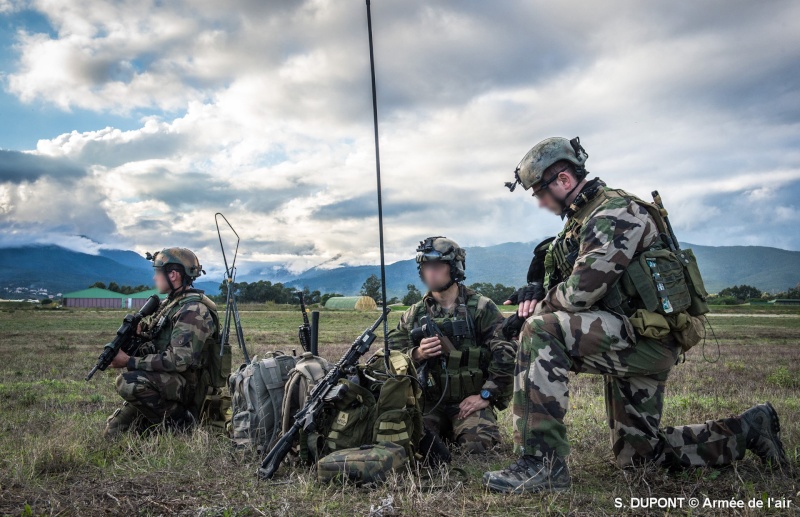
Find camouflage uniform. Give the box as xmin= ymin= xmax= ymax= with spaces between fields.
xmin=105 ymin=290 xmax=219 ymax=437
xmin=513 ymin=180 xmax=747 ymax=468
xmin=388 ymin=285 xmax=517 ymax=453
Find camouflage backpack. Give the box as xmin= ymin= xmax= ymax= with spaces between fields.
xmin=228 ymin=351 xmax=298 ymax=453
xmin=280 ymin=352 xmax=332 ymax=462
xmin=316 ymin=350 xmax=424 ymax=484
xmin=317 ymin=442 xmax=408 ymax=485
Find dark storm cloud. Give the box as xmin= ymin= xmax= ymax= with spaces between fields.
xmin=310 ymin=192 xmax=430 ymax=221
xmin=131 ymin=170 xmax=313 ymax=214
xmin=0 ymin=150 xmax=86 ymax=183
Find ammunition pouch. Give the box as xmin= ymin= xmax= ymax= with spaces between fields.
xmin=603 ymin=246 xmax=709 ymax=352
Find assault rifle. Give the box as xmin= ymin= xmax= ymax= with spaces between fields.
xmin=85 ymin=294 xmax=161 ymax=381
xmin=410 ymin=315 xmax=455 ymax=396
xmin=257 ymin=308 xmax=389 ymax=479
xmin=296 ymin=292 xmax=312 ymax=353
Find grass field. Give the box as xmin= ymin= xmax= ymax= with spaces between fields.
xmin=0 ymin=304 xmax=798 ymax=516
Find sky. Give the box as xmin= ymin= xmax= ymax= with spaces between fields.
xmin=0 ymin=0 xmax=799 ymax=277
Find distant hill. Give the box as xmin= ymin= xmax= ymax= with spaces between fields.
xmin=283 ymin=242 xmax=800 ymax=298
xmin=0 ymin=242 xmax=797 ymax=300
xmin=0 ymin=245 xmax=218 ymax=299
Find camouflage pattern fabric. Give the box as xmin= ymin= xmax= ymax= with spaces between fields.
xmin=317 ymin=442 xmax=408 ymax=485
xmin=115 ymin=370 xmax=187 ymax=423
xmin=388 ymin=287 xmax=516 ymax=403
xmin=105 ymin=292 xmax=216 ymax=434
xmin=423 ymin=403 xmax=501 ymax=454
xmin=514 ymin=309 xmax=746 ymax=467
xmin=388 ymin=286 xmax=515 ymax=453
xmin=514 ymin=181 xmax=746 ymax=468
xmin=150 ymin=247 xmax=204 ymax=279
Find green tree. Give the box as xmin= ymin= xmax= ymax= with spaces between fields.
xmin=321 ymin=293 xmax=343 ymax=306
xmin=89 ymin=281 xmax=106 ymax=289
xmin=718 ymin=285 xmax=762 ymax=303
xmin=402 ymin=283 xmax=422 ymax=305
xmin=360 ymin=274 xmax=382 ymax=302
xmin=468 ymin=282 xmax=517 ymax=305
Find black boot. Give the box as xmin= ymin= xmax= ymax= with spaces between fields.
xmin=740 ymin=402 xmax=787 ymax=467
xmin=483 ymin=455 xmax=571 ymax=494
xmin=165 ymin=407 xmax=198 ymax=434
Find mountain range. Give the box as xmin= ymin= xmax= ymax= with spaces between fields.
xmin=2 ymin=242 xmax=797 ymax=300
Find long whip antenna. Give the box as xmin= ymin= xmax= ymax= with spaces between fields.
xmin=365 ymin=0 xmax=391 ymax=368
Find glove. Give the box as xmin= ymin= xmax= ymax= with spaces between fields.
xmin=506 ymin=282 xmax=545 ymax=305
xmin=501 ymin=313 xmax=525 ymax=341
xmin=527 ymin=237 xmax=555 ymax=284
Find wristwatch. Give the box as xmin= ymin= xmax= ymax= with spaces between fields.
xmin=480 ymin=389 xmax=493 ymax=401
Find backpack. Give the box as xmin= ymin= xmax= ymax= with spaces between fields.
xmin=320 ymin=350 xmax=423 ymax=466
xmin=228 ymin=351 xmax=298 ymax=452
xmin=280 ymin=352 xmax=332 ymax=462
xmin=317 ymin=442 xmax=407 ymax=485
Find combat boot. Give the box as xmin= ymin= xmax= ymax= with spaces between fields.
xmin=740 ymin=402 xmax=787 ymax=467
xmin=165 ymin=406 xmax=198 ymax=434
xmin=483 ymin=455 xmax=571 ymax=494
xmin=104 ymin=402 xmax=147 ymax=440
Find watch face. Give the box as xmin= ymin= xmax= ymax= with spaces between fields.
xmin=481 ymin=389 xmax=491 ymax=400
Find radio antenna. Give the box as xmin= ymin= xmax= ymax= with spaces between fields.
xmin=365 ymin=0 xmax=391 ymax=369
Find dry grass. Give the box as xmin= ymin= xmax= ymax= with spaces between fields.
xmin=0 ymin=306 xmax=798 ymax=516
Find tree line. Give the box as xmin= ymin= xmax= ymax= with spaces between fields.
xmin=359 ymin=274 xmax=518 ymax=306
xmin=216 ymin=280 xmax=343 ymax=306
xmin=89 ymin=281 xmax=151 ymax=295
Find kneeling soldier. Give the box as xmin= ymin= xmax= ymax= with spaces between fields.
xmin=483 ymin=136 xmax=788 ymax=493
xmin=104 ymin=247 xmax=224 ymax=438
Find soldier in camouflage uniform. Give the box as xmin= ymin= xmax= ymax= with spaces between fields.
xmin=104 ymin=247 xmax=225 ymax=438
xmin=388 ymin=237 xmax=517 ymax=453
xmin=483 ymin=137 xmax=788 ymax=493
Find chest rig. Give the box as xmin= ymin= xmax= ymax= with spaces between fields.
xmin=411 ymin=286 xmax=489 ymax=405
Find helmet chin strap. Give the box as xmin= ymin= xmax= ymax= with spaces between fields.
xmin=432 ymin=279 xmax=455 ymax=293
xmin=556 ymin=181 xmax=583 ymax=217
xmin=163 ymin=269 xmax=188 ymax=298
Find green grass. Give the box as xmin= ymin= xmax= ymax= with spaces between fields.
xmin=0 ymin=308 xmax=797 ymax=515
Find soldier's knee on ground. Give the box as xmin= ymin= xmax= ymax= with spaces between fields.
xmin=456 ymin=434 xmax=493 ymax=454
xmin=454 ymin=411 xmax=501 ymax=454
xmin=115 ymin=371 xmax=140 ymax=402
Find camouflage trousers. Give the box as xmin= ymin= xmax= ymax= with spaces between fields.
xmin=513 ymin=309 xmax=747 ymax=468
xmin=424 ymin=401 xmax=501 ymax=454
xmin=112 ymin=370 xmax=188 ymax=425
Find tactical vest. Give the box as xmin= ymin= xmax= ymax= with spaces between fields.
xmin=543 ymin=186 xmax=709 ymax=349
xmin=409 ymin=291 xmax=490 ymax=405
xmin=150 ymin=291 xmax=228 ymax=411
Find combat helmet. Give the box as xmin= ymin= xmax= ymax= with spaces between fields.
xmin=506 ymin=137 xmax=588 ymax=192
xmin=416 ymin=236 xmax=466 ymax=289
xmin=147 ymin=247 xmax=205 ymax=284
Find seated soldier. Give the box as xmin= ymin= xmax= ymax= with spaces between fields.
xmin=388 ymin=236 xmax=517 ymax=453
xmin=104 ymin=247 xmax=224 ymax=438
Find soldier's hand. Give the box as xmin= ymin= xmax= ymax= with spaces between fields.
xmin=457 ymin=394 xmax=489 ymax=420
xmin=414 ymin=336 xmax=442 ymax=361
xmin=505 ymin=282 xmax=544 ymax=319
xmin=110 ymin=350 xmax=130 ymax=369
xmin=136 ymin=322 xmax=143 ymax=336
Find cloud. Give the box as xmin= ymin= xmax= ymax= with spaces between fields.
xmin=0 ymin=150 xmax=85 ymax=183
xmin=0 ymin=0 xmax=798 ymax=271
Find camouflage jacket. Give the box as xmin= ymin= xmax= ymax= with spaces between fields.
xmin=387 ymin=286 xmax=516 ymax=403
xmin=538 ymin=179 xmax=660 ymax=315
xmin=127 ymin=291 xmax=217 ymax=373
